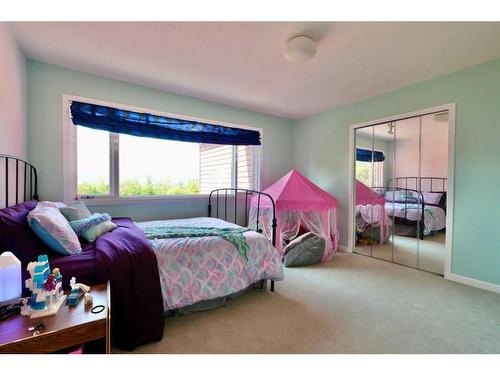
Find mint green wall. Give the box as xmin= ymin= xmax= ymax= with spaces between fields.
xmin=293 ymin=58 xmax=500 ymax=286
xmin=27 ymin=58 xmax=500 ymax=286
xmin=27 ymin=60 xmax=293 ymax=220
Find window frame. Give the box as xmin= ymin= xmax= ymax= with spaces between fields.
xmin=355 ymin=147 xmax=384 ymax=188
xmin=62 ymin=94 xmax=263 ymax=205
xmin=370 ymin=157 xmax=384 ymax=188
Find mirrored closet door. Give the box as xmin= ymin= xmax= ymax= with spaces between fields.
xmin=353 ymin=111 xmax=449 ymax=275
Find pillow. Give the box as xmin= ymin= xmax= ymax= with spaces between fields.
xmin=422 ymin=192 xmax=443 ymax=205
xmin=400 ymin=191 xmax=419 ymax=203
xmin=438 ymin=192 xmax=447 ymax=209
xmin=78 ymin=221 xmax=116 ymax=243
xmin=69 ymin=213 xmax=117 ymax=242
xmin=27 ymin=201 xmax=82 ymax=256
xmin=384 ymin=191 xmax=418 ymax=203
xmin=384 ymin=191 xmax=403 ymax=202
xmin=283 ymin=232 xmax=325 ymax=267
xmin=59 ymin=201 xmax=92 ymax=222
xmin=0 ymin=200 xmax=50 ymax=264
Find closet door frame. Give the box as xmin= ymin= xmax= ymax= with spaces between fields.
xmin=347 ymin=103 xmax=456 ymax=279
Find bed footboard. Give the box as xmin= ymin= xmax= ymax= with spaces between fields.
xmin=208 ymin=188 xmax=277 ymax=292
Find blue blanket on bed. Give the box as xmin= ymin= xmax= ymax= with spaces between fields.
xmin=142 ymin=226 xmax=251 ymax=260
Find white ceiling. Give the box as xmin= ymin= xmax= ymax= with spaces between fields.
xmin=9 ymin=22 xmax=500 ymax=119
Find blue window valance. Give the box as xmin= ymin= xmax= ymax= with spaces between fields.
xmin=356 ymin=148 xmax=385 ymax=162
xmin=70 ymin=101 xmax=261 ymax=146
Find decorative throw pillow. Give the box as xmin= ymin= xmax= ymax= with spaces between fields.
xmin=422 ymin=192 xmax=443 ymax=205
xmin=27 ymin=201 xmax=82 ymax=256
xmin=52 ymin=202 xmax=68 ymax=208
xmin=283 ymin=232 xmax=325 ymax=267
xmin=59 ymin=201 xmax=92 ymax=222
xmin=385 ymin=191 xmax=418 ymax=203
xmin=69 ymin=213 xmax=117 ymax=242
xmin=384 ymin=191 xmax=403 ymax=202
xmin=400 ymin=191 xmax=419 ymax=203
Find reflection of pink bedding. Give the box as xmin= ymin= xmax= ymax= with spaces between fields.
xmin=385 ymin=203 xmax=446 ymax=234
xmin=136 ymin=217 xmax=284 ymax=311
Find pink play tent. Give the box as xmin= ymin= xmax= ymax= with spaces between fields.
xmin=250 ymin=169 xmax=338 ymax=262
xmin=355 ymin=180 xmax=388 ymax=243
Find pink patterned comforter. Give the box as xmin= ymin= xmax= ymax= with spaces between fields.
xmin=136 ymin=217 xmax=284 ymax=311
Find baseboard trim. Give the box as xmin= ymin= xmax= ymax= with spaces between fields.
xmin=336 ymin=245 xmax=499 ymax=294
xmin=446 ymin=272 xmax=500 ymax=294
xmin=338 ymin=245 xmax=351 ymax=253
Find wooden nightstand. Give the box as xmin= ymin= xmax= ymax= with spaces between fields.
xmin=0 ymin=282 xmax=110 ymax=354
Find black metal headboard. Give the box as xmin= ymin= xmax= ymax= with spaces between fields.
xmin=390 ymin=177 xmax=447 ymax=193
xmin=208 ymin=188 xmax=277 ymax=246
xmin=0 ymin=154 xmax=39 ymax=208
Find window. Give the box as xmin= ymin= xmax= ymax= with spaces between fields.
xmin=118 ymin=134 xmax=201 ymax=196
xmin=197 ymin=144 xmax=255 ymax=194
xmin=77 ymin=127 xmax=110 ymax=195
xmin=73 ymin=102 xmax=260 ymax=200
xmin=356 ymin=158 xmax=384 ymax=188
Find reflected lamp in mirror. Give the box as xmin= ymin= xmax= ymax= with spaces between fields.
xmin=0 ymin=252 xmax=22 ymax=307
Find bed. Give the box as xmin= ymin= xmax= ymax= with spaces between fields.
xmin=378 ymin=177 xmax=447 ymax=239
xmin=0 ymin=154 xmax=283 ymax=350
xmin=137 ymin=216 xmax=282 ymax=312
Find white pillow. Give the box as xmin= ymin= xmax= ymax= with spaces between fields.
xmin=27 ymin=201 xmax=82 ymax=256
xmin=384 ymin=191 xmax=402 ymax=202
xmin=52 ymin=202 xmax=68 ymax=208
xmin=384 ymin=191 xmax=415 ymax=202
xmin=422 ymin=192 xmax=443 ymax=205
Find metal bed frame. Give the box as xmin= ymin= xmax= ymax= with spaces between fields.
xmin=208 ymin=188 xmax=278 ymax=292
xmin=373 ymin=177 xmax=447 ymax=240
xmin=391 ymin=176 xmax=447 ymax=195
xmin=1 ymin=154 xmax=39 ymax=208
xmin=0 ymin=155 xmax=279 ymax=292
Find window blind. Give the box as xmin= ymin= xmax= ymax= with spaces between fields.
xmin=70 ymin=101 xmax=261 ymax=146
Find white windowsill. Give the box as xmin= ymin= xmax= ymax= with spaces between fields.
xmin=78 ymin=194 xmax=211 ymax=206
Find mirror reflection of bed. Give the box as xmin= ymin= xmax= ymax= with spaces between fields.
xmin=354 ymin=111 xmax=449 ymax=275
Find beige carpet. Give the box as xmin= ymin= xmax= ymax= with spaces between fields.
xmin=116 ymin=252 xmax=500 ymax=354
xmin=356 ymin=233 xmax=446 ymax=274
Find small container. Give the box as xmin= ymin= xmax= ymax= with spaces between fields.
xmin=0 ymin=252 xmax=21 ymax=307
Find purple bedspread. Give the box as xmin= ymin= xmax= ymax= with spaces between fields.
xmin=85 ymin=217 xmax=164 ymax=350
xmin=1 ymin=201 xmax=164 ymax=350
xmin=39 ymin=218 xmax=164 ymax=351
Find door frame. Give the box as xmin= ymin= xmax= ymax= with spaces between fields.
xmin=347 ymin=103 xmax=456 ymax=278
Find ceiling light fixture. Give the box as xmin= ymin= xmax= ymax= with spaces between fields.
xmin=284 ymin=35 xmax=317 ymax=63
